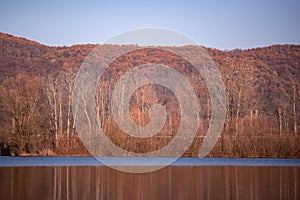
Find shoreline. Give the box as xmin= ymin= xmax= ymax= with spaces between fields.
xmin=1 ymin=157 xmax=300 ymax=167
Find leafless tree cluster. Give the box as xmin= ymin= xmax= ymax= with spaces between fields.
xmin=0 ymin=44 xmax=299 ymax=157
xmin=44 ymin=67 xmax=76 ymax=149
xmin=0 ymin=75 xmax=51 ymax=155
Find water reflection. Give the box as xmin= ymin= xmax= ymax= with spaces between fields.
xmin=0 ymin=166 xmax=299 ymax=199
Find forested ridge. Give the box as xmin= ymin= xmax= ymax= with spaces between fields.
xmin=0 ymin=32 xmax=299 ymax=157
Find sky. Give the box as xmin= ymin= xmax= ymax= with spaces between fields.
xmin=0 ymin=0 xmax=299 ymax=50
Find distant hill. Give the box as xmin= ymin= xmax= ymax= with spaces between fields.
xmin=0 ymin=32 xmax=96 ymax=80
xmin=1 ymin=32 xmax=299 ymax=115
xmin=0 ymin=32 xmax=299 ymax=157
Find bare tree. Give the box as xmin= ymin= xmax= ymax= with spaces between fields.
xmin=279 ymin=76 xmax=299 ymax=135
xmin=44 ymin=73 xmax=59 ymax=141
xmin=0 ymin=74 xmax=51 ymax=154
xmin=223 ymin=57 xmax=253 ymax=136
xmin=292 ymin=81 xmax=298 ymax=134
xmin=60 ymin=67 xmax=76 ymax=136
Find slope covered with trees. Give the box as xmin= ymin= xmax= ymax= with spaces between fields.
xmin=0 ymin=32 xmax=299 ymax=157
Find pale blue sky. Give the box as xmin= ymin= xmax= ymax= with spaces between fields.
xmin=0 ymin=0 xmax=299 ymax=49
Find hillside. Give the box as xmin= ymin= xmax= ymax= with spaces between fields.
xmin=0 ymin=32 xmax=95 ymax=80
xmin=0 ymin=32 xmax=299 ymax=157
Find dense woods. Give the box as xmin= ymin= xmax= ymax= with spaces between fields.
xmin=0 ymin=32 xmax=299 ymax=157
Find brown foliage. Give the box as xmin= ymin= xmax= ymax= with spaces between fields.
xmin=0 ymin=74 xmax=52 ymax=155
xmin=0 ymin=32 xmax=299 ymax=157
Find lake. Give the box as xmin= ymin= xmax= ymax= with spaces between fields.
xmin=0 ymin=157 xmax=299 ymax=199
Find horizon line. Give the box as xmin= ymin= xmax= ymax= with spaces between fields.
xmin=1 ymin=31 xmax=299 ymax=51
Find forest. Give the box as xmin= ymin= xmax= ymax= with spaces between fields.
xmin=0 ymin=32 xmax=299 ymax=157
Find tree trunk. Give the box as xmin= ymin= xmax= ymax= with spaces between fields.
xmin=67 ymin=94 xmax=71 ymax=137
xmin=250 ymin=110 xmax=253 ymax=134
xmin=235 ymin=86 xmax=242 ymax=136
xmin=207 ymin=95 xmax=211 ymax=131
xmin=54 ymin=92 xmax=58 ymax=140
xmin=278 ymin=108 xmax=282 ymax=136
xmin=59 ymin=90 xmax=63 ymax=136
xmin=12 ymin=117 xmax=15 ymax=134
xmin=292 ymin=82 xmax=297 ymax=134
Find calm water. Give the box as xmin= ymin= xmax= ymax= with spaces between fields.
xmin=0 ymin=157 xmax=299 ymax=200
xmin=1 ymin=157 xmax=300 ymax=166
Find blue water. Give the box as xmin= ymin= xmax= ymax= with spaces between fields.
xmin=0 ymin=157 xmax=299 ymax=167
